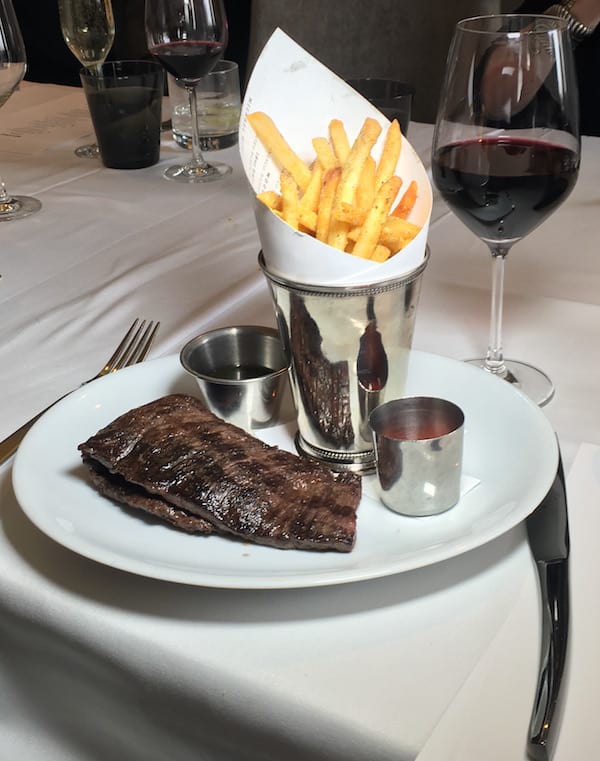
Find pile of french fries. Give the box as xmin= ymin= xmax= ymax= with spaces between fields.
xmin=247 ymin=112 xmax=422 ymax=262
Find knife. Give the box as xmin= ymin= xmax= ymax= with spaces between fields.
xmin=526 ymin=450 xmax=570 ymax=761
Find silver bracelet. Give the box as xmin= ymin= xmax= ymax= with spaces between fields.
xmin=545 ymin=1 xmax=595 ymax=41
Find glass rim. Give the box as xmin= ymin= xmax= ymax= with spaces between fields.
xmin=79 ymin=60 xmax=163 ymax=81
xmin=211 ymin=59 xmax=238 ymax=73
xmin=457 ymin=14 xmax=569 ymax=35
xmin=164 ymin=59 xmax=239 ymax=85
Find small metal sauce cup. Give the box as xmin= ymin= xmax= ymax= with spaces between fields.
xmin=369 ymin=396 xmax=464 ymax=516
xmin=180 ymin=326 xmax=291 ymax=431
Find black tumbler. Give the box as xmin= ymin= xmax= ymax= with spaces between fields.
xmin=80 ymin=60 xmax=164 ymax=170
xmin=346 ymin=78 xmax=414 ymax=135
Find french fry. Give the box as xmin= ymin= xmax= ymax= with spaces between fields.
xmin=257 ymin=190 xmax=282 ymax=212
xmin=391 ymin=179 xmax=418 ymax=219
xmin=298 ymin=208 xmax=318 ymax=234
xmin=346 ymin=215 xmax=421 ymax=254
xmin=280 ymin=169 xmax=300 ymax=229
xmin=351 ymin=175 xmax=402 ymax=259
xmin=335 ymin=202 xmax=368 ymax=226
xmin=329 ymin=119 xmax=351 ymax=164
xmin=299 ymin=162 xmax=324 ymax=214
xmin=249 ymin=113 xmax=424 ymax=262
xmin=346 ymin=225 xmax=362 ymax=244
xmin=247 ymin=111 xmax=312 ymax=191
xmin=375 ymin=119 xmax=402 ymax=191
xmin=380 ymin=216 xmax=422 ymax=252
xmin=326 ymin=219 xmax=351 ymax=252
xmin=356 ymin=155 xmax=376 ymax=211
xmin=328 ymin=118 xmax=383 ymax=250
xmin=316 ymin=166 xmax=341 ymax=242
xmin=371 ymin=244 xmax=392 ymax=262
xmin=312 ymin=137 xmax=338 ymax=170
xmin=333 ymin=118 xmax=382 ymax=206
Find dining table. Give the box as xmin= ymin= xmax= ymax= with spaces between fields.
xmin=1 ymin=81 xmax=599 ymax=761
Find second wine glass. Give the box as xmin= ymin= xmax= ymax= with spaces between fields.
xmin=0 ymin=0 xmax=41 ymax=221
xmin=432 ymin=15 xmax=580 ymax=406
xmin=145 ymin=0 xmax=231 ymax=183
xmin=58 ymin=0 xmax=115 ymax=158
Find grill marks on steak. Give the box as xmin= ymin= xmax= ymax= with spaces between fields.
xmin=78 ymin=394 xmax=360 ymax=552
xmin=84 ymin=458 xmax=215 ymax=534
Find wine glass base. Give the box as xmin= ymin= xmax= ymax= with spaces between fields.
xmin=464 ymin=358 xmax=555 ymax=407
xmin=75 ymin=143 xmax=100 ymax=159
xmin=0 ymin=195 xmax=42 ymax=222
xmin=163 ymin=161 xmax=232 ymax=184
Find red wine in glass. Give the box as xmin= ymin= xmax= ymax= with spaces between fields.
xmin=432 ymin=15 xmax=580 ymax=406
xmin=148 ymin=39 xmax=224 ymax=86
xmin=432 ymin=137 xmax=579 ymax=244
xmin=145 ymin=0 xmax=231 ymax=183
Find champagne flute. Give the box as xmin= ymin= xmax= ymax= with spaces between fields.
xmin=0 ymin=0 xmax=41 ymax=221
xmin=58 ymin=0 xmax=115 ymax=158
xmin=432 ymin=15 xmax=580 ymax=406
xmin=145 ymin=0 xmax=232 ymax=182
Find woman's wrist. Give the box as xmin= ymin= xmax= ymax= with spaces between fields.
xmin=545 ymin=0 xmax=600 ymax=41
xmin=568 ymin=0 xmax=600 ymax=29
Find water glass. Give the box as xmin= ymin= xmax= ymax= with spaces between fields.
xmin=167 ymin=60 xmax=241 ymax=151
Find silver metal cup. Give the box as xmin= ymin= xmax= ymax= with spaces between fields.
xmin=180 ymin=326 xmax=291 ymax=431
xmin=259 ymin=251 xmax=428 ymax=473
xmin=369 ymin=396 xmax=464 ymax=516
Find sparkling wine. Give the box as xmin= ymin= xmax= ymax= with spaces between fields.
xmin=58 ymin=0 xmax=115 ymax=71
xmin=0 ymin=0 xmax=42 ymax=219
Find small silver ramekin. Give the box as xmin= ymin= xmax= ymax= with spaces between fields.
xmin=369 ymin=396 xmax=464 ymax=516
xmin=180 ymin=325 xmax=292 ymax=431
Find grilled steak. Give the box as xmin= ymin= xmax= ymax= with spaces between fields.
xmin=78 ymin=394 xmax=361 ymax=552
xmin=85 ymin=458 xmax=214 ymax=534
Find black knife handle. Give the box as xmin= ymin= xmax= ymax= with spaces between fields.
xmin=527 ymin=560 xmax=570 ymax=761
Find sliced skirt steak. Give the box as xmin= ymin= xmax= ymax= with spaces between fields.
xmin=78 ymin=394 xmax=361 ymax=552
xmin=85 ymin=458 xmax=215 ymax=534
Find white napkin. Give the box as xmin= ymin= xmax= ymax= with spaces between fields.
xmin=415 ymin=443 xmax=600 ymax=760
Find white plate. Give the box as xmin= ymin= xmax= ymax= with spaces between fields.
xmin=12 ymin=350 xmax=558 ymax=589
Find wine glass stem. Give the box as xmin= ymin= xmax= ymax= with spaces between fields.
xmin=187 ymin=85 xmax=208 ymax=170
xmin=0 ymin=174 xmax=10 ymax=204
xmin=485 ymin=246 xmax=510 ymax=376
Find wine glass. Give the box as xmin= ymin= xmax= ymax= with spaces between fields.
xmin=0 ymin=0 xmax=41 ymax=221
xmin=58 ymin=0 xmax=115 ymax=158
xmin=432 ymin=15 xmax=580 ymax=406
xmin=145 ymin=0 xmax=232 ymax=182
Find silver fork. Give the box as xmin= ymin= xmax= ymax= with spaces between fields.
xmin=0 ymin=318 xmax=160 ymax=466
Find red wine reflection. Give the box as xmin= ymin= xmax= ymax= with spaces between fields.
xmin=357 ymin=304 xmax=388 ymax=392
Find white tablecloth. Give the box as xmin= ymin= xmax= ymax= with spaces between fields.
xmin=1 ymin=83 xmax=599 ymax=760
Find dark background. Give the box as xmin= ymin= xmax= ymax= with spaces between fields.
xmin=14 ymin=0 xmax=252 ymax=90
xmin=13 ymin=1 xmax=598 ymax=133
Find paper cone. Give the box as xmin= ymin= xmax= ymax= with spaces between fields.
xmin=239 ymin=28 xmax=432 ymax=286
